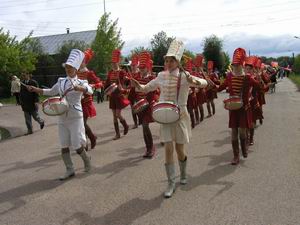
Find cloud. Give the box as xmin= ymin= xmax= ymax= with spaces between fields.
xmin=180 ymin=33 xmax=300 ymax=57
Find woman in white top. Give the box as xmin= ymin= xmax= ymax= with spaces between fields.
xmin=131 ymin=40 xmax=209 ymax=198
xmin=28 ymin=49 xmax=93 ymax=180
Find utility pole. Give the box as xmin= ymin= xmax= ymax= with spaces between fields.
xmin=248 ymin=50 xmax=251 ymax=56
xmin=104 ymin=0 xmax=106 ymax=14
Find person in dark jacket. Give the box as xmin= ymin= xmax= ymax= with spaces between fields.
xmin=20 ymin=73 xmax=45 ymax=135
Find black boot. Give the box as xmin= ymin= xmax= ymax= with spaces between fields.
xmin=199 ymin=106 xmax=204 ymax=122
xmin=113 ymin=122 xmax=120 ymax=140
xmin=249 ymin=128 xmax=254 ymax=146
xmin=120 ymin=119 xmax=129 ymax=135
xmin=231 ymin=140 xmax=240 ymax=165
xmin=240 ymin=138 xmax=248 ymax=158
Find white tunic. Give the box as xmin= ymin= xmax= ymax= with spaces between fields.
xmin=43 ymin=76 xmax=93 ymax=149
xmin=138 ymin=68 xmax=207 ymax=144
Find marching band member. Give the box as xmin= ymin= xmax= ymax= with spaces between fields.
xmin=133 ymin=51 xmax=158 ymax=158
xmin=245 ymin=56 xmax=263 ymax=146
xmin=194 ymin=54 xmax=207 ymax=122
xmin=77 ymin=48 xmax=103 ymax=149
xmin=131 ymin=40 xmax=208 ymax=198
xmin=217 ymin=48 xmax=262 ymax=165
xmin=128 ymin=54 xmax=140 ymax=129
xmin=104 ymin=49 xmax=130 ymax=140
xmin=185 ymin=58 xmax=197 ymax=128
xmin=28 ymin=49 xmax=93 ymax=180
xmin=206 ymin=61 xmax=220 ymax=117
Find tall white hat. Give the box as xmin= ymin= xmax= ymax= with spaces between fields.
xmin=165 ymin=39 xmax=185 ymax=62
xmin=65 ymin=49 xmax=85 ymax=70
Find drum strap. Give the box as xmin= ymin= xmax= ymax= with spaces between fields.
xmin=176 ymin=73 xmax=182 ymax=104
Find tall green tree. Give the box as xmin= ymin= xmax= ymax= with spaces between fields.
xmin=90 ymin=12 xmax=124 ymax=75
xmin=150 ymin=31 xmax=174 ymax=66
xmin=0 ymin=28 xmax=37 ymax=97
xmin=202 ymin=35 xmax=224 ymax=71
xmin=293 ymin=54 xmax=300 ymax=74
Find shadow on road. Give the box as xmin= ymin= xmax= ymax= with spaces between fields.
xmin=62 ymin=195 xmax=164 ymax=225
xmin=1 ymin=154 xmax=61 ymax=174
xmin=0 ymin=179 xmax=63 ymax=216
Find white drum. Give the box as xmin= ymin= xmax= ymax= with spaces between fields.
xmin=42 ymin=97 xmax=69 ymax=116
xmin=104 ymin=83 xmax=118 ymax=96
xmin=152 ymin=101 xmax=180 ymax=124
xmin=132 ymin=98 xmax=149 ymax=114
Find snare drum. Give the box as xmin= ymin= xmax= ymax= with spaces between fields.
xmin=223 ymin=96 xmax=243 ymax=110
xmin=133 ymin=99 xmax=149 ymax=114
xmin=42 ymin=97 xmax=69 ymax=116
xmin=104 ymin=83 xmax=118 ymax=96
xmin=152 ymin=101 xmax=180 ymax=124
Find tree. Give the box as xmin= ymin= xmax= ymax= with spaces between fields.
xmin=202 ymin=35 xmax=224 ymax=71
xmin=0 ymin=28 xmax=37 ymax=97
xmin=90 ymin=13 xmax=124 ymax=75
xmin=293 ymin=54 xmax=300 ymax=74
xmin=150 ymin=31 xmax=174 ymax=66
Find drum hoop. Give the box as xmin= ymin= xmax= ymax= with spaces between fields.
xmin=42 ymin=97 xmax=69 ymax=116
xmin=152 ymin=102 xmax=180 ymax=124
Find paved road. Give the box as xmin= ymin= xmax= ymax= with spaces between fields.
xmin=0 ymin=78 xmax=299 ymax=225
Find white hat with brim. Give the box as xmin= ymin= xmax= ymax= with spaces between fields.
xmin=64 ymin=49 xmax=85 ymax=70
xmin=164 ymin=39 xmax=185 ymax=62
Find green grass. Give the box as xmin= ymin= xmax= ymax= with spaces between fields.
xmin=289 ymin=73 xmax=300 ymax=90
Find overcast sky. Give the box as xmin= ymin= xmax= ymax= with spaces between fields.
xmin=1 ymin=0 xmax=300 ymax=57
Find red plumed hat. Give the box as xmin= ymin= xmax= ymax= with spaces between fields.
xmin=255 ymin=57 xmax=262 ymax=68
xmin=84 ymin=48 xmax=94 ymax=64
xmin=232 ymin=48 xmax=246 ymax=65
xmin=184 ymin=58 xmax=193 ymax=73
xmin=131 ymin=54 xmax=139 ymax=66
xmin=149 ymin=60 xmax=153 ymax=71
xmin=194 ymin=54 xmax=203 ymax=67
xmin=207 ymin=61 xmax=214 ymax=70
xmin=139 ymin=51 xmax=151 ymax=69
xmin=245 ymin=56 xmax=258 ymax=67
xmin=111 ymin=49 xmax=121 ymax=63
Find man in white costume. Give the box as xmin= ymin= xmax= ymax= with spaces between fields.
xmin=131 ymin=40 xmax=209 ymax=198
xmin=28 ymin=49 xmax=93 ymax=180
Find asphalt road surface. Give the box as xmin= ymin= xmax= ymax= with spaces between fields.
xmin=0 ymin=78 xmax=299 ymax=225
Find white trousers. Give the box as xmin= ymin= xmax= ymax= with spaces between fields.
xmin=58 ymin=118 xmax=86 ymax=150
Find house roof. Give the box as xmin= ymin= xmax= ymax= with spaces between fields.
xmin=32 ymin=30 xmax=96 ymax=55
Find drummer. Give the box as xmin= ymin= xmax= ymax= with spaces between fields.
xmin=217 ymin=48 xmax=263 ymax=165
xmin=28 ymin=49 xmax=93 ymax=180
xmin=131 ymin=40 xmax=208 ymax=198
xmin=206 ymin=61 xmax=220 ymax=117
xmin=127 ymin=54 xmax=140 ymax=129
xmin=77 ymin=48 xmax=103 ymax=150
xmin=104 ymin=49 xmax=130 ymax=140
xmin=133 ymin=51 xmax=158 ymax=158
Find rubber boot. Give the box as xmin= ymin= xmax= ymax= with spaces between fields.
xmin=199 ymin=106 xmax=204 ymax=122
xmin=194 ymin=108 xmax=200 ymax=125
xmin=131 ymin=110 xmax=138 ymax=129
xmin=231 ymin=140 xmax=240 ymax=165
xmin=164 ymin=163 xmax=176 ymax=198
xmin=240 ymin=138 xmax=248 ymax=158
xmin=188 ymin=109 xmax=195 ymax=129
xmin=120 ymin=119 xmax=129 ymax=135
xmin=113 ymin=122 xmax=120 ymax=140
xmin=212 ymin=102 xmax=216 ymax=115
xmin=59 ymin=148 xmax=75 ymax=180
xmin=207 ymin=103 xmax=212 ymax=117
xmin=178 ymin=157 xmax=187 ymax=185
xmin=86 ymin=125 xmax=97 ymax=149
xmin=249 ymin=128 xmax=254 ymax=146
xmin=76 ymin=147 xmax=91 ymax=172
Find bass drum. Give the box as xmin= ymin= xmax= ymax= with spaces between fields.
xmin=152 ymin=101 xmax=180 ymax=124
xmin=42 ymin=97 xmax=69 ymax=116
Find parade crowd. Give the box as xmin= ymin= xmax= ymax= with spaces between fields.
xmin=13 ymin=40 xmax=279 ymax=198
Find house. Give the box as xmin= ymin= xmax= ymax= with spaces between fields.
xmin=32 ymin=29 xmax=96 ymax=55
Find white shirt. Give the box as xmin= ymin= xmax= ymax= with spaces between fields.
xmin=137 ymin=68 xmax=207 ymax=107
xmin=43 ymin=76 xmax=93 ymax=122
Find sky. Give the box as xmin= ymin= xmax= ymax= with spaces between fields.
xmin=1 ymin=0 xmax=300 ymax=57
